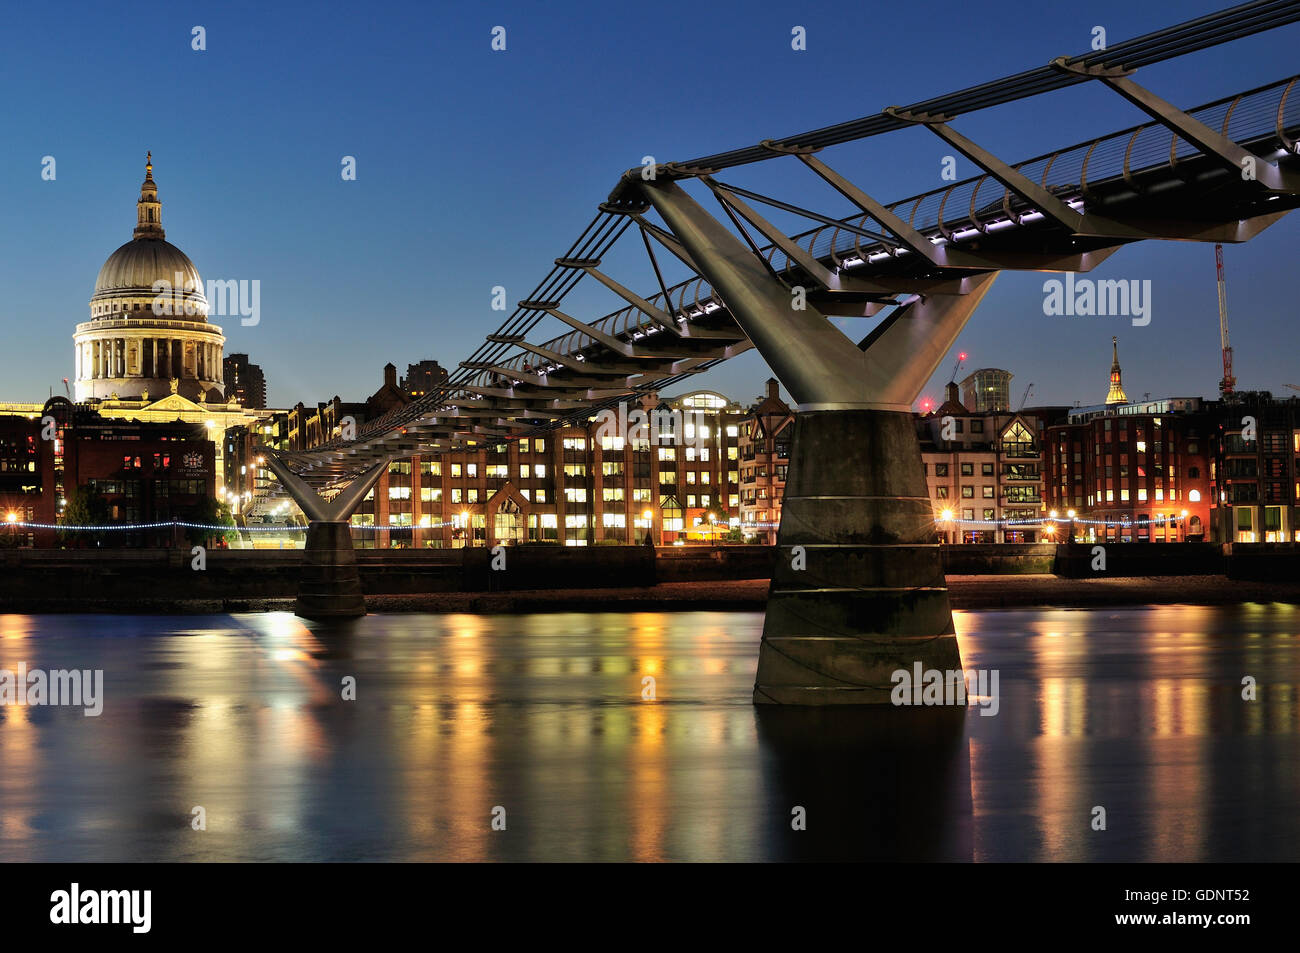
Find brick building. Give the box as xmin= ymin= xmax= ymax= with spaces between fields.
xmin=738 ymin=379 xmax=793 ymax=544
xmin=1207 ymin=393 xmax=1300 ymax=542
xmin=919 ymin=382 xmax=1052 ymax=543
xmin=1042 ymin=398 xmax=1212 ymax=542
xmin=1 ymin=398 xmax=216 ymax=547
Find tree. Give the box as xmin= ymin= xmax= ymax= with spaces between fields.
xmin=185 ymin=495 xmax=237 ymax=546
xmin=60 ymin=485 xmax=110 ymax=547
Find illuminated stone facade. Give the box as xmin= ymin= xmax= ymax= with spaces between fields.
xmin=73 ymin=154 xmax=225 ymax=403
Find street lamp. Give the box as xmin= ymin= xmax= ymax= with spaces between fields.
xmin=1067 ymin=509 xmax=1077 ymax=542
xmin=939 ymin=507 xmax=954 ymax=545
xmin=642 ymin=508 xmax=656 ymax=546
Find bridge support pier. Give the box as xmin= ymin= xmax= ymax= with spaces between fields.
xmin=639 ymin=177 xmax=995 ymax=704
xmin=754 ymin=409 xmax=957 ymax=704
xmin=298 ymin=521 xmax=368 ymax=619
xmin=261 ymin=455 xmax=391 ymax=620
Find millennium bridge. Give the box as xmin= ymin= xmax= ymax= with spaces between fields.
xmin=264 ymin=0 xmax=1300 ymax=704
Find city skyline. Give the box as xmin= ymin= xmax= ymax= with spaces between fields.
xmin=3 ymin=0 xmax=1300 ymax=890
xmin=2 ymin=0 xmax=1298 ymax=410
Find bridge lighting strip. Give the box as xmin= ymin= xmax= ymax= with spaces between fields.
xmin=935 ymin=516 xmax=1189 ymax=527
xmin=4 ymin=521 xmax=457 ymax=532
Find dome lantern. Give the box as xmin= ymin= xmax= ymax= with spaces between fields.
xmin=74 ymin=155 xmax=225 ymax=404
xmin=134 ymin=151 xmax=165 ymax=240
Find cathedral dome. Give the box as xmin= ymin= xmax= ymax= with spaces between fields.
xmin=87 ymin=152 xmax=208 ymax=317
xmin=74 ymin=154 xmax=224 ymax=404
xmin=93 ymin=238 xmax=204 ymax=297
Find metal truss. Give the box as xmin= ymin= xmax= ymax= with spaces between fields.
xmin=265 ymin=0 xmax=1300 ymax=510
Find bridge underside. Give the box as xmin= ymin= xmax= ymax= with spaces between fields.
xmin=261 ymin=456 xmax=389 ymax=619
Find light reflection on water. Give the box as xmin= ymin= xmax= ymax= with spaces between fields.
xmin=0 ymin=604 xmax=1297 ymax=862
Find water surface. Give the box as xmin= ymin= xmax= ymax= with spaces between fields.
xmin=1 ymin=604 xmax=1297 ymax=861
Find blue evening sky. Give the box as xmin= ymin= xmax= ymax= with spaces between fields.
xmin=2 ymin=0 xmax=1296 ymax=411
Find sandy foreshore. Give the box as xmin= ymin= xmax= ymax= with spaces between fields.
xmin=9 ymin=573 xmax=1297 ymax=614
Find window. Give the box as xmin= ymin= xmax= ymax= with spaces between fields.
xmin=981 ymin=463 xmax=993 ymax=476
xmin=961 ymin=486 xmax=974 ymax=498
xmin=961 ymin=463 xmax=974 ymax=476
xmin=935 ymin=486 xmax=949 ymax=499
xmin=935 ymin=463 xmax=949 ymax=477
xmin=1002 ymin=421 xmax=1035 ymax=457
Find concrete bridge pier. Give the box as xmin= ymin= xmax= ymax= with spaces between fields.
xmin=640 ymin=176 xmax=996 ymax=704
xmin=261 ymin=455 xmax=391 ymax=620
xmin=755 ymin=408 xmax=959 ymax=703
xmin=298 ymin=521 xmax=367 ymax=619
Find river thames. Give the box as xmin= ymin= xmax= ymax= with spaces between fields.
xmin=1 ymin=604 xmax=1297 ymax=862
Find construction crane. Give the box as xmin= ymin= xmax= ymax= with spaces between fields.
xmin=1215 ymin=243 xmax=1235 ymax=398
xmin=950 ymin=351 xmax=967 ymax=382
xmin=1017 ymin=383 xmax=1034 ymax=411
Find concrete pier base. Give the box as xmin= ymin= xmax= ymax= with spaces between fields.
xmin=296 ymin=521 xmax=367 ymax=619
xmin=754 ymin=410 xmax=961 ymax=705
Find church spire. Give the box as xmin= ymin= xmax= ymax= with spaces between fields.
xmin=134 ymin=151 xmax=165 ymax=240
xmin=1105 ymin=335 xmax=1128 ymax=405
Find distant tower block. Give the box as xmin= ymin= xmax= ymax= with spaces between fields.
xmin=959 ymin=368 xmax=1013 ymax=413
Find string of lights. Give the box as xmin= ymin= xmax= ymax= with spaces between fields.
xmin=744 ymin=514 xmax=1190 ymax=531
xmin=7 ymin=515 xmax=1186 ymax=534
xmin=935 ymin=510 xmax=1190 ymax=528
xmin=4 ymin=520 xmax=459 ymax=532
